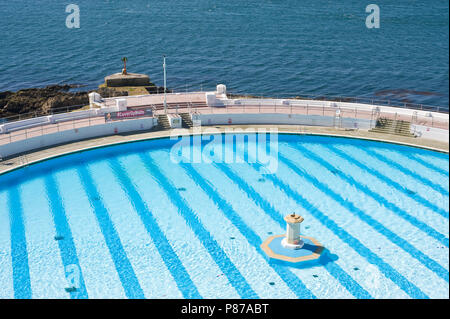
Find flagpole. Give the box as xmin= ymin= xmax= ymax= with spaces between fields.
xmin=163 ymin=55 xmax=167 ymax=114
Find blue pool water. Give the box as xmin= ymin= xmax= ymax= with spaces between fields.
xmin=0 ymin=134 xmax=448 ymax=299
xmin=0 ymin=0 xmax=448 ymax=107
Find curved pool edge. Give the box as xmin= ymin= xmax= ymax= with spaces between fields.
xmin=0 ymin=126 xmax=448 ymax=177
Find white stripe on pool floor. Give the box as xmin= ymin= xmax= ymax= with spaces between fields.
xmin=232 ymin=141 xmax=411 ymax=299
xmin=86 ymin=161 xmax=184 ymax=299
xmin=325 ymin=144 xmax=449 ymax=237
xmin=338 ymin=145 xmax=449 ymax=220
xmin=282 ymin=144 xmax=449 ymax=270
xmin=120 ymin=154 xmax=240 ymax=299
xmin=0 ymin=190 xmax=14 ymax=299
xmin=370 ymin=148 xmax=449 ymax=191
xmin=274 ymin=157 xmax=448 ymax=298
xmin=151 ymin=150 xmax=300 ymax=299
xmin=191 ymin=157 xmax=356 ymax=299
xmin=413 ymin=154 xmax=449 ymax=173
xmin=20 ymin=178 xmax=69 ymax=299
xmin=55 ymin=169 xmax=126 ymax=299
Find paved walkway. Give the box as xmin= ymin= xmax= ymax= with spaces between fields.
xmin=2 ymin=105 xmax=447 ymax=146
xmin=1 ymin=124 xmax=447 ymax=176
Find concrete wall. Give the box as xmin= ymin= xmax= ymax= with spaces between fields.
xmin=0 ymin=117 xmax=156 ymax=158
xmin=104 ymin=73 xmax=150 ymax=87
xmin=193 ymin=113 xmax=374 ymax=130
xmin=0 ymin=108 xmax=447 ymax=158
xmin=50 ymin=109 xmax=98 ymax=123
xmin=0 ymin=107 xmax=126 ymax=134
xmin=220 ymin=97 xmax=449 ymax=121
xmin=411 ymin=124 xmax=449 ymax=143
xmin=0 ymin=116 xmax=51 ymax=133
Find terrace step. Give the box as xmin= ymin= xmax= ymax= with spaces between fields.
xmin=180 ymin=113 xmax=193 ymax=128
xmin=369 ymin=118 xmax=414 ymax=137
xmin=157 ymin=114 xmax=171 ymax=130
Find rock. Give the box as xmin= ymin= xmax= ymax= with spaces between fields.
xmin=0 ymin=85 xmax=89 ymax=118
xmin=41 ymin=93 xmax=89 ymax=113
xmin=0 ymin=82 xmax=172 ymax=119
xmin=96 ymin=87 xmax=129 ymax=98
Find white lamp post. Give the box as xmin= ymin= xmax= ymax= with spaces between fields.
xmin=282 ymin=213 xmax=304 ymax=249
xmin=163 ymin=55 xmax=167 ymax=114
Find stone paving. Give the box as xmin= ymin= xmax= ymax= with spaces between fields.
xmin=1 ymin=124 xmax=447 ymax=176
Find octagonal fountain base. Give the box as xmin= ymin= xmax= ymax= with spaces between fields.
xmin=261 ymin=235 xmax=324 ymax=267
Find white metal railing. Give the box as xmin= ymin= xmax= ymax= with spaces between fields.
xmin=0 ymin=87 xmax=447 ymax=126
xmin=225 ymin=91 xmax=449 ymax=114
xmin=0 ymin=101 xmax=448 ymax=149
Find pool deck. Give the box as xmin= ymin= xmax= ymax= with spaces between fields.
xmin=0 ymin=124 xmax=448 ymax=175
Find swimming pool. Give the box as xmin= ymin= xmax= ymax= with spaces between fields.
xmin=0 ymin=133 xmax=448 ymax=299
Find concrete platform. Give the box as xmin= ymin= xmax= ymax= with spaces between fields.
xmin=261 ymin=234 xmax=324 ymax=267
xmin=104 ymin=73 xmax=150 ymax=87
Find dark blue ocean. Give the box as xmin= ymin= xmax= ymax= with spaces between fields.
xmin=0 ymin=0 xmax=448 ymax=108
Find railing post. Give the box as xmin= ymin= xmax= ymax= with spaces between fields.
xmin=370 ymin=109 xmax=374 ymax=129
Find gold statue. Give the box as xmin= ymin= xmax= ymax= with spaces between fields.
xmin=121 ymin=57 xmax=128 ymax=75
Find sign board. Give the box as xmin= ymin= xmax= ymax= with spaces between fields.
xmin=105 ymin=109 xmax=153 ymax=122
xmin=170 ymin=117 xmax=182 ymax=129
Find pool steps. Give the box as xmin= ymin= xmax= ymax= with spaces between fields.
xmin=369 ymin=118 xmax=414 ymax=137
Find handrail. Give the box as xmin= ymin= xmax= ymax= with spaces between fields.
xmin=0 ymin=103 xmax=87 ymax=124
xmin=226 ymin=91 xmax=449 ymax=114
xmin=0 ymin=95 xmax=448 ymax=150
xmin=1 ymin=88 xmax=448 ymax=126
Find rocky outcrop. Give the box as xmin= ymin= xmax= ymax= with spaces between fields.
xmin=96 ymin=86 xmax=129 ymax=98
xmin=0 ymin=83 xmax=170 ymax=119
xmin=0 ymin=85 xmax=89 ymax=118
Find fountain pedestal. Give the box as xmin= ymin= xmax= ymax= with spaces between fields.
xmin=260 ymin=214 xmax=324 ymax=266
xmin=282 ymin=214 xmax=304 ymax=249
